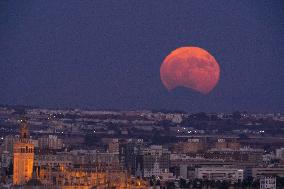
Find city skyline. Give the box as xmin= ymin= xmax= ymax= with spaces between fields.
xmin=0 ymin=105 xmax=283 ymax=188
xmin=1 ymin=1 xmax=284 ymax=188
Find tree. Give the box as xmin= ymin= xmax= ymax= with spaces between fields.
xmin=232 ymin=111 xmax=242 ymax=120
xmin=276 ymin=176 xmax=284 ymax=189
xmin=242 ymin=176 xmax=253 ymax=189
xmin=179 ymin=178 xmax=187 ymax=188
xmin=191 ymin=112 xmax=209 ymax=121
xmin=209 ymin=180 xmax=216 ymax=188
xmin=219 ymin=180 xmax=229 ymax=189
xmin=166 ymin=182 xmax=176 ymax=189
xmin=7 ymin=161 xmax=13 ymax=176
xmin=84 ymin=133 xmax=100 ymax=146
xmin=239 ymin=133 xmax=248 ymax=139
xmin=203 ymin=179 xmax=210 ymax=189
xmin=192 ymin=178 xmax=202 ymax=188
xmin=150 ymin=175 xmax=160 ymax=187
xmin=252 ymin=179 xmax=259 ymax=188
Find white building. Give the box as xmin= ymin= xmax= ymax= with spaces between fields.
xmin=1 ymin=151 xmax=11 ymax=168
xmin=252 ymin=167 xmax=284 ymax=178
xmin=34 ymin=154 xmax=72 ymax=168
xmin=276 ymin=148 xmax=284 ymax=160
xmin=38 ymin=135 xmax=64 ymax=150
xmin=195 ymin=167 xmax=243 ymax=183
xmin=142 ymin=145 xmax=170 ymax=178
xmin=107 ymin=138 xmax=119 ymax=154
xmin=260 ymin=177 xmax=276 ymax=189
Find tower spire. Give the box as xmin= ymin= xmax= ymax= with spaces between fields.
xmin=20 ymin=119 xmax=29 ymax=141
xmin=13 ymin=119 xmax=35 ymax=185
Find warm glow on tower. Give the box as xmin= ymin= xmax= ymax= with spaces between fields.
xmin=13 ymin=120 xmax=34 ymax=185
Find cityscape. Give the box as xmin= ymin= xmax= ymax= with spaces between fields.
xmin=0 ymin=105 xmax=283 ymax=188
xmin=1 ymin=1 xmax=284 ymax=189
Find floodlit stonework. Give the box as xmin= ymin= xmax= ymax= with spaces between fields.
xmin=13 ymin=120 xmax=35 ymax=185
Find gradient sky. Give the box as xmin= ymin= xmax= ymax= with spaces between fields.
xmin=0 ymin=1 xmax=283 ymax=112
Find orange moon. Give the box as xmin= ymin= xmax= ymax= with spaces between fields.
xmin=160 ymin=47 xmax=220 ymax=94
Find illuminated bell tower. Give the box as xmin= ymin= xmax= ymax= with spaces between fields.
xmin=13 ymin=120 xmax=35 ymax=185
xmin=20 ymin=120 xmax=29 ymax=141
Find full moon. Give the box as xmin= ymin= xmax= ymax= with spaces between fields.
xmin=160 ymin=47 xmax=220 ymax=94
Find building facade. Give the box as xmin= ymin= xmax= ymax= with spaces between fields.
xmin=252 ymin=167 xmax=284 ymax=179
xmin=142 ymin=145 xmax=170 ymax=178
xmin=195 ymin=167 xmax=244 ymax=183
xmin=38 ymin=135 xmax=63 ymax=150
xmin=13 ymin=120 xmax=35 ymax=185
xmin=260 ymin=177 xmax=276 ymax=189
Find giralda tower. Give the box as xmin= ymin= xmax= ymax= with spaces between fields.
xmin=13 ymin=120 xmax=34 ymax=185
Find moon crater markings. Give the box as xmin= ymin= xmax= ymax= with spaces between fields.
xmin=160 ymin=47 xmax=220 ymax=94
